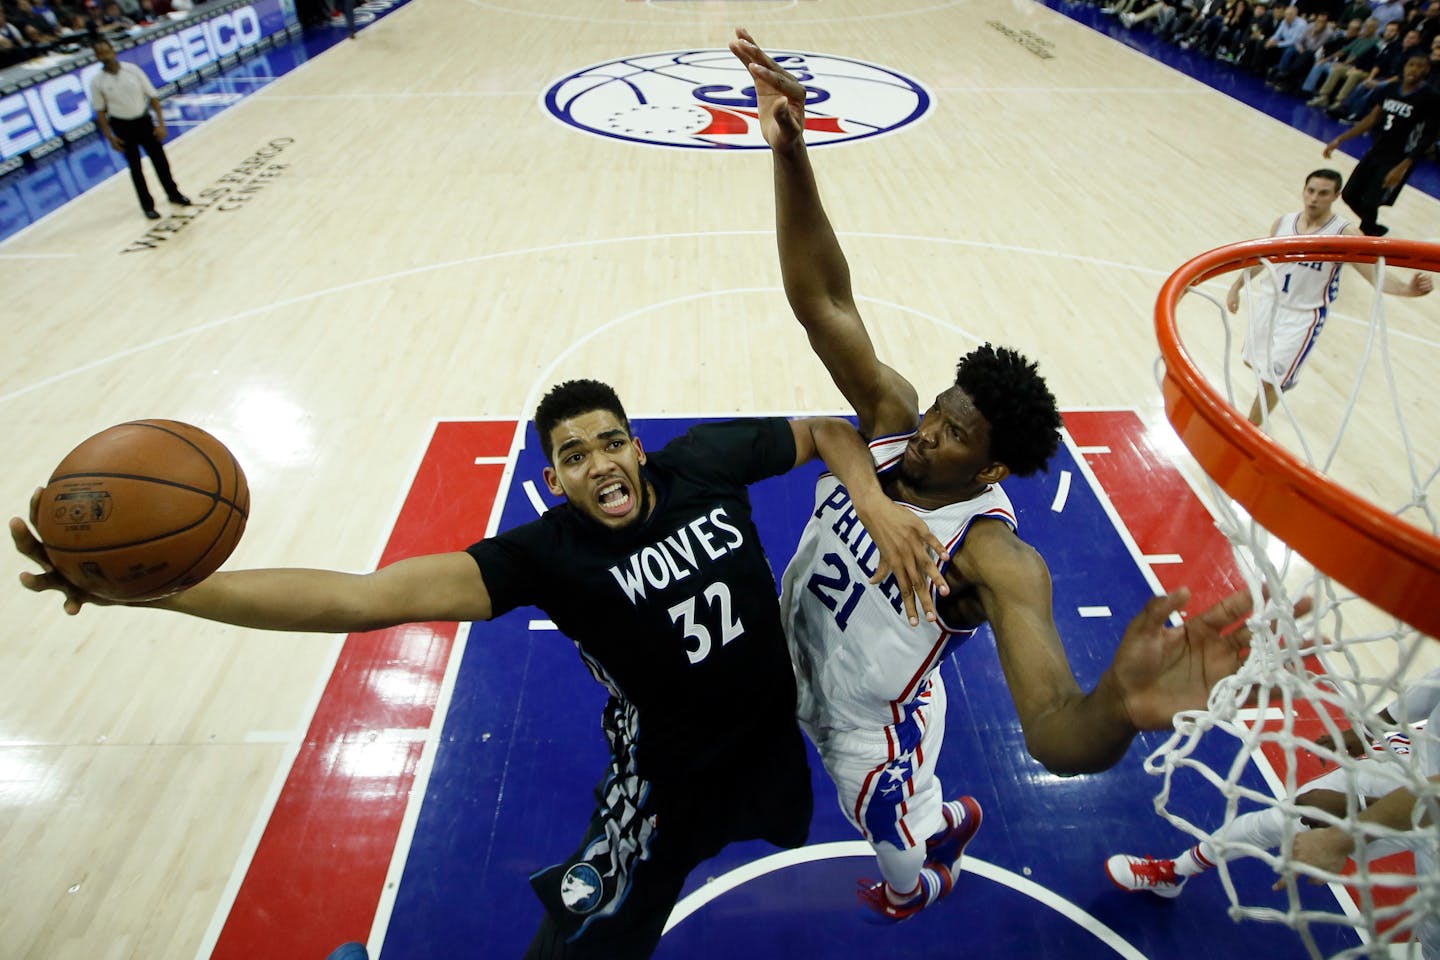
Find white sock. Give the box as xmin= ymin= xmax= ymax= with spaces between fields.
xmin=885 ymin=879 xmax=921 ymax=905
xmin=1174 ymin=844 xmax=1214 ymax=878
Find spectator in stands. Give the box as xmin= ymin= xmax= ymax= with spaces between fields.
xmin=1368 ymin=0 xmax=1409 ymax=28
xmin=1269 ymin=11 xmax=1335 ymax=88
xmin=0 ymin=9 xmax=33 ymax=67
xmin=56 ymin=10 xmax=97 ymax=37
xmin=1330 ymin=25 xmax=1424 ymax=117
xmin=1301 ymin=17 xmax=1376 ymax=94
xmin=1234 ymin=2 xmax=1282 ymax=66
xmin=97 ymin=1 xmax=134 ymax=31
xmin=1309 ymin=17 xmax=1400 ymax=105
xmin=1411 ymin=0 xmax=1440 ymax=42
xmin=1180 ymin=0 xmax=1249 ymax=54
xmin=26 ymin=0 xmax=62 ymax=33
xmin=12 ymin=0 xmax=59 ymax=43
xmin=1118 ymin=0 xmax=1192 ymax=32
xmin=1253 ymin=4 xmax=1311 ymax=74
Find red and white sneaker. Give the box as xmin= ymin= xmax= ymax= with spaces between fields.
xmin=925 ymin=795 xmax=983 ymax=885
xmin=1104 ymin=854 xmax=1186 ymax=898
xmin=857 ymin=866 xmax=953 ymax=923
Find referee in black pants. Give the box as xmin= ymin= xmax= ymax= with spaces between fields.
xmin=88 ymin=38 xmax=190 ymax=220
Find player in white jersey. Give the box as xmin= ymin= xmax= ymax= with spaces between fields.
xmin=734 ymin=29 xmax=1297 ymax=925
xmin=1228 ymin=169 xmax=1431 ymax=426
xmin=1108 ymin=667 xmax=1440 ymax=957
xmin=782 ymin=426 xmax=1017 ymax=916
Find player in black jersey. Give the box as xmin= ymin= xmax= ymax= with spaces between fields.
xmin=1325 ymin=51 xmax=1439 ymax=235
xmin=11 ymin=379 xmax=948 ymax=959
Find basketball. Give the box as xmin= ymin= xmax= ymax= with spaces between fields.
xmin=35 ymin=420 xmax=250 ymax=602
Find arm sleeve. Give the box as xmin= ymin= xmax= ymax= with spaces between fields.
xmin=89 ymin=75 xmax=107 ymax=112
xmin=659 ymin=417 xmax=798 ymax=488
xmin=466 ymin=523 xmax=545 ymax=618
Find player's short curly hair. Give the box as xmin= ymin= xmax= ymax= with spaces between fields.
xmin=954 ymin=344 xmax=1061 ymax=478
xmin=535 ymin=379 xmax=631 ymax=464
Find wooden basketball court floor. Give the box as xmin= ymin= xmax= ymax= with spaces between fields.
xmin=2 ymin=1 xmax=1437 ymax=957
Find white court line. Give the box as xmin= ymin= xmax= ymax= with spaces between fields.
xmin=522 ymin=479 xmax=549 ymax=517
xmin=0 ymin=230 xmax=1230 ymax=407
xmin=473 ymin=456 xmax=508 ymax=465
xmin=1075 ymin=445 xmax=1111 ymax=455
xmin=1078 ymin=606 xmax=1113 ymax=618
xmin=529 ymin=620 xmax=557 ymax=631
xmin=1051 ymin=469 xmax=1072 ymax=513
xmin=1144 ymin=553 xmax=1184 ymax=565
xmin=263 ymin=90 xmax=535 ymax=100
xmin=662 ymin=842 xmax=1149 ymax=959
xmin=242 ymin=729 xmax=297 ymax=743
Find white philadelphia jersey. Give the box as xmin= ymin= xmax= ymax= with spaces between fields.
xmin=780 ymin=430 xmax=1017 ymax=736
xmin=1263 ymin=211 xmax=1348 ymax=311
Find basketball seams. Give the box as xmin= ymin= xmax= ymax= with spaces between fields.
xmin=127 ymin=420 xmax=225 ymax=498
xmin=143 ymin=503 xmax=245 ymax=597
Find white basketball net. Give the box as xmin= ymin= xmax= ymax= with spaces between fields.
xmin=1150 ymin=251 xmax=1440 ymax=959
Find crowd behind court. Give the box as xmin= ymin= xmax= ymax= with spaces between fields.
xmin=1095 ymin=0 xmax=1440 ymax=137
xmin=0 ymin=0 xmax=202 ymax=69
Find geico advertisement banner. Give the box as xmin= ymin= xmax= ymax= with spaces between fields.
xmin=0 ymin=0 xmax=293 ymax=162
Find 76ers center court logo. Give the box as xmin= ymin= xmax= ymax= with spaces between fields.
xmin=542 ymin=49 xmax=930 ymax=150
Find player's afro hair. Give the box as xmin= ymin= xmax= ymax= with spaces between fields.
xmin=535 ymin=379 xmax=631 ymax=464
xmin=954 ymin=344 xmax=1061 ymax=478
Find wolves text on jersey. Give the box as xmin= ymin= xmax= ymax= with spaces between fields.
xmin=607 ymin=506 xmax=746 ymax=604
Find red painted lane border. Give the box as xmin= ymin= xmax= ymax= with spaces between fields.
xmin=210 ymin=420 xmax=516 ymax=960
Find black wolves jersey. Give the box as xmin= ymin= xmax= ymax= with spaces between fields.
xmin=469 ymin=417 xmax=803 ymax=787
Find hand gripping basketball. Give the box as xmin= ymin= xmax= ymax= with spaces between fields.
xmin=16 ymin=420 xmax=249 ymax=606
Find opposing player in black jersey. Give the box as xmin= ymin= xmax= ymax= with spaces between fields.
xmin=1325 ymin=51 xmax=1439 ymax=235
xmin=10 ymin=380 xmax=949 ymax=959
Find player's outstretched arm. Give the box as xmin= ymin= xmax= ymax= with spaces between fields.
xmin=1284 ymin=774 xmax=1440 ymax=887
xmin=791 ymin=417 xmax=949 ymax=625
xmin=1340 ymin=225 xmax=1435 ymax=295
xmin=153 ymin=552 xmax=493 ymax=632
xmin=731 ymin=28 xmax=918 ymax=439
xmin=13 ymin=487 xmax=493 ymax=628
xmin=968 ymin=521 xmax=1311 ymax=774
xmin=966 ymin=523 xmax=1137 ymax=775
xmin=1323 ymin=104 xmax=1380 ymax=156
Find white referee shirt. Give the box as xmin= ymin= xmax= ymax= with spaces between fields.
xmin=89 ymin=62 xmax=157 ymax=121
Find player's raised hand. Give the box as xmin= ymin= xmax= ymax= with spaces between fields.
xmin=728 ymin=28 xmax=806 ymax=150
xmin=852 ymin=494 xmax=950 ymax=627
xmin=1410 ymin=272 xmax=1432 ymax=296
xmin=11 ymin=487 xmax=110 ymax=615
xmin=1108 ymin=587 xmax=1313 ymax=730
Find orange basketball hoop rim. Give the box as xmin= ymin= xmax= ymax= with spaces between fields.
xmin=1156 ymin=236 xmax=1440 ymax=639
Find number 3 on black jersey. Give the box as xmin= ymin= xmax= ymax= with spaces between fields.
xmin=667 ymin=582 xmax=745 ymax=664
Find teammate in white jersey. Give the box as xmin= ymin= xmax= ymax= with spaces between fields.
xmin=1108 ymin=667 xmax=1439 ymax=957
xmin=732 ymin=29 xmax=1298 ymax=924
xmin=1227 ymin=169 xmax=1431 ymax=426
